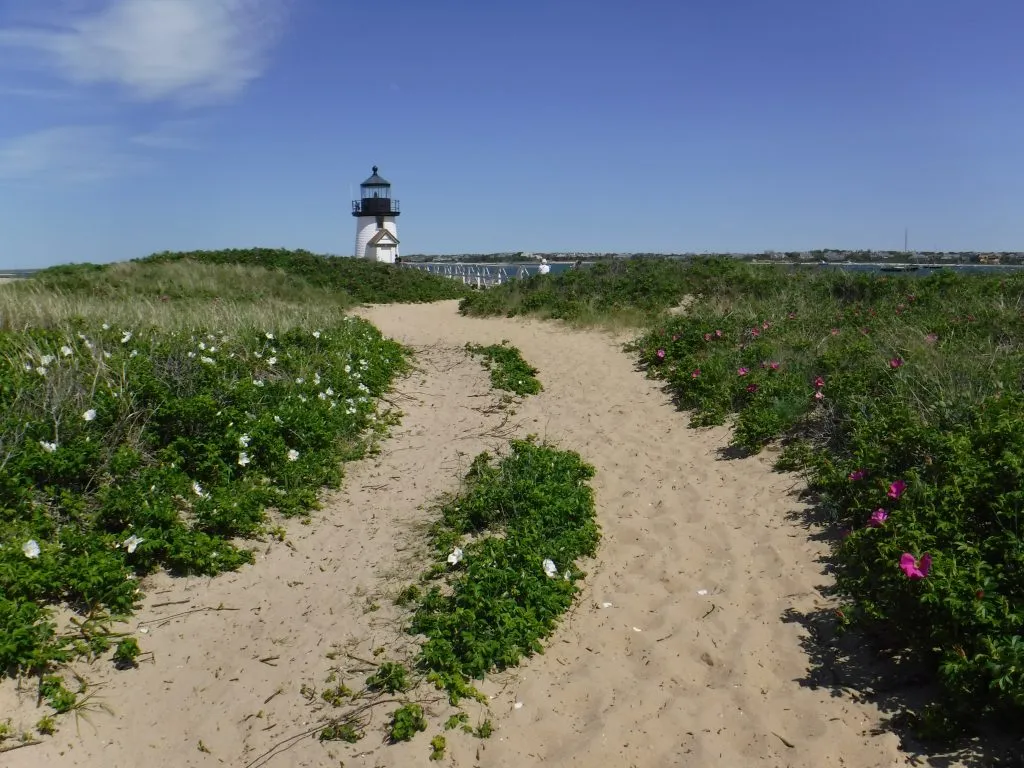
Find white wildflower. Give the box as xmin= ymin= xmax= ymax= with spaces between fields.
xmin=313 ymin=372 xmax=321 ymax=385
xmin=298 ymin=394 xmax=308 ymax=402
xmin=286 ymin=449 xmax=299 ymax=462
xmin=39 ymin=440 xmax=57 ymax=453
xmin=209 ymin=346 xmax=217 ymax=353
xmin=325 ymin=387 xmax=334 ymax=396
xmin=200 ymin=356 xmax=215 ymax=364
xmin=318 ymin=391 xmax=327 ymax=400
xmin=121 ymin=331 xmax=132 ymax=344
xmin=265 ymin=332 xmax=274 ymax=340
xmin=23 ymin=540 xmax=40 ymax=559
xmin=312 ymin=331 xmax=321 ymax=338
xmin=295 ymin=377 xmax=304 ymax=384
xmin=447 ymin=547 xmax=464 ymax=565
xmin=267 ymin=356 xmax=277 ymax=366
xmin=238 ymin=434 xmax=251 ymax=447
xmin=123 ymin=534 xmax=144 ymax=554
xmin=254 ymin=351 xmax=263 ymax=358
xmin=102 ymin=323 xmax=110 ymax=330
xmin=542 ymin=559 xmax=558 ymax=578
xmin=36 ymin=366 xmax=47 ymax=376
xmin=40 ymin=354 xmax=55 ymax=366
xmin=346 ymin=407 xmax=356 ymax=415
xmin=192 ymin=481 xmax=208 ymax=498
xmin=198 ymin=341 xmax=206 ymax=350
xmin=187 ymin=351 xmax=196 ymax=358
xmin=237 ymin=452 xmax=250 ymax=467
xmin=83 ymin=409 xmax=97 ymax=422
xmin=130 ymin=349 xmax=138 ymax=358
xmin=60 ymin=345 xmax=73 ymax=357
xmin=273 ymin=415 xmax=283 ymax=424
xmin=344 ymin=364 xmax=351 ymax=374
xmin=253 ymin=379 xmax=264 ymax=387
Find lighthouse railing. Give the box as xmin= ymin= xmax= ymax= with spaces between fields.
xmin=397 ymin=262 xmax=532 ymax=288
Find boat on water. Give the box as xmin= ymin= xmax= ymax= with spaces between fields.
xmin=880 ymin=264 xmax=921 ymax=272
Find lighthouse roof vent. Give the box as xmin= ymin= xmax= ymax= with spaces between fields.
xmin=361 ymin=166 xmax=390 ymax=187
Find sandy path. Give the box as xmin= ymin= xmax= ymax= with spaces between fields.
xmin=1 ymin=300 xmax=910 ymax=767
xmin=354 ymin=301 xmax=908 ymax=768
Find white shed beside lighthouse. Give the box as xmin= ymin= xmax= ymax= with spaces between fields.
xmin=352 ymin=166 xmax=401 ymax=262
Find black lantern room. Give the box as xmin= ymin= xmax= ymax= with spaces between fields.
xmin=351 ymin=166 xmax=400 ymax=217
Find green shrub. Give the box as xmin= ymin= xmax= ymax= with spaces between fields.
xmin=410 ymin=439 xmax=599 ymax=695
xmin=465 ymin=341 xmax=542 ymax=396
xmin=0 ymin=313 xmax=406 ymax=688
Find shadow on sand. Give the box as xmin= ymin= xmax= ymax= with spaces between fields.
xmin=782 ymin=488 xmax=1023 ymax=768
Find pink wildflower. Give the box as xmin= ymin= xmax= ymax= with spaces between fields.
xmin=656 ymin=348 xmax=666 ymax=360
xmin=813 ymin=390 xmax=824 ymax=401
xmin=691 ymin=369 xmax=701 ymax=379
xmin=762 ymin=321 xmax=770 ymax=330
xmin=899 ymin=552 xmax=932 ymax=580
xmin=813 ymin=376 xmax=825 ymax=388
xmin=868 ymin=508 xmax=888 ymax=527
xmin=750 ymin=328 xmax=760 ymax=338
xmin=888 ymin=480 xmax=907 ymax=499
xmin=830 ymin=328 xmax=840 ymax=336
xmin=769 ymin=360 xmax=780 ymax=370
xmin=925 ymin=333 xmax=938 ymax=344
xmin=715 ymin=329 xmax=723 ymax=338
xmin=672 ymin=334 xmax=679 ymax=341
xmin=848 ymin=469 xmax=866 ymax=481
xmin=703 ymin=333 xmax=712 ymax=341
xmin=746 ymin=384 xmax=759 ymax=393
xmin=889 ymin=357 xmax=904 ymax=369
xmin=737 ymin=367 xmax=749 ymax=376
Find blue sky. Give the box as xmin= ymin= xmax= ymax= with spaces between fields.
xmin=1 ymin=0 xmax=1023 ymax=267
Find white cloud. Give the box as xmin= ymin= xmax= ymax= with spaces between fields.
xmin=0 ymin=0 xmax=290 ymax=105
xmin=130 ymin=118 xmax=208 ymax=150
xmin=0 ymin=125 xmax=153 ymax=182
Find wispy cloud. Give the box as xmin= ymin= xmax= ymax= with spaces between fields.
xmin=0 ymin=125 xmax=154 ymax=182
xmin=0 ymin=0 xmax=290 ymax=106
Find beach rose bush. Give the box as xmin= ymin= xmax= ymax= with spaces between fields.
xmin=0 ymin=316 xmax=406 ymax=682
xmin=628 ymin=264 xmax=1024 ymax=729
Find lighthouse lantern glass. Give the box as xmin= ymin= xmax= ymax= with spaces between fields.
xmin=361 ymin=183 xmax=390 ymax=200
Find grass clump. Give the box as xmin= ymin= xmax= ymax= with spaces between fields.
xmin=388 ymin=703 xmax=428 ymax=742
xmin=624 ymin=260 xmax=1024 ymax=736
xmin=465 ymin=341 xmax=542 ymax=396
xmin=0 ymin=257 xmax=411 ymax=723
xmin=410 ymin=438 xmax=599 ymax=696
xmin=429 ymin=734 xmax=446 ymax=760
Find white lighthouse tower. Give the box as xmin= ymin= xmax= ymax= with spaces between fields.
xmin=352 ymin=166 xmax=400 ymax=263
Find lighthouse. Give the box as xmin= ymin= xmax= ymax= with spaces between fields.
xmin=352 ymin=166 xmax=400 ymax=262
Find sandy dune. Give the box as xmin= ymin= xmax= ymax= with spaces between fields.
xmin=2 ymin=300 xmax=912 ymax=767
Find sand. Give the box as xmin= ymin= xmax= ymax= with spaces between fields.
xmin=1 ymin=300 xmax=913 ymax=767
